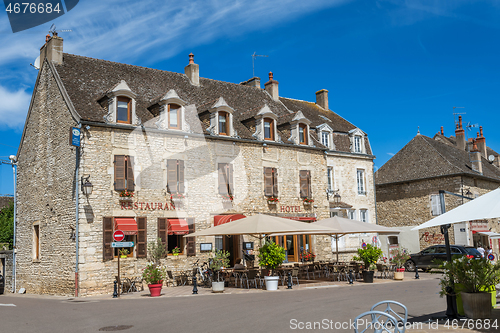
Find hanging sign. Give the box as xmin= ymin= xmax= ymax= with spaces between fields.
xmin=70 ymin=127 xmax=81 ymax=147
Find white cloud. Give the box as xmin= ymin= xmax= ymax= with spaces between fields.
xmin=387 ymin=152 xmax=395 ymax=156
xmin=0 ymin=86 xmax=31 ymax=129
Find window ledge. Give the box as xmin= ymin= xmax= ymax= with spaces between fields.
xmin=32 ymin=259 xmax=41 ymax=263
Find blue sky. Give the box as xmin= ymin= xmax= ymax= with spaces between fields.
xmin=0 ymin=0 xmax=499 ymax=195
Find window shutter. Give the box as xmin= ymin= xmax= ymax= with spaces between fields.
xmin=158 ymin=218 xmax=168 ymax=257
xmin=103 ymin=217 xmax=113 ymax=261
xmin=228 ymin=164 xmax=234 ymax=196
xmin=186 ymin=218 xmax=196 ymax=256
xmin=126 ymin=156 xmax=135 ymax=191
xmin=137 ymin=217 xmax=147 ymax=258
xmin=114 ymin=155 xmax=126 ymax=191
xmin=178 ymin=160 xmax=185 ymax=193
xmin=167 ymin=159 xmax=177 ymax=193
xmin=272 ymin=168 xmax=278 ymax=197
xmin=218 ymin=164 xmax=228 ymax=195
xmin=431 ymin=195 xmax=442 ymax=216
xmin=307 ymin=171 xmax=311 ymax=198
xmin=264 ymin=167 xmax=273 ymax=197
xmin=299 ymin=170 xmax=308 ymax=198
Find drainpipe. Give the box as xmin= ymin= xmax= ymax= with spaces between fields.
xmin=9 ymin=155 xmax=17 ymax=293
xmin=74 ymin=124 xmax=81 ymax=297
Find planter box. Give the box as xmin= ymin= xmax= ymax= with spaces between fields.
xmin=461 ymin=292 xmax=492 ymax=319
xmin=264 ymin=276 xmax=279 ymax=291
xmin=455 ymin=284 xmax=496 ymax=316
xmin=212 ymin=281 xmax=225 ymax=293
xmin=362 ymin=270 xmax=374 ymax=283
xmin=394 ymin=271 xmax=404 ymax=280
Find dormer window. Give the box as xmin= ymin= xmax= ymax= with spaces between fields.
xmin=299 ymin=124 xmax=308 ymax=145
xmin=218 ymin=111 xmax=229 ymax=136
xmin=349 ymin=128 xmax=366 ymax=154
xmin=321 ymin=131 xmax=329 ymax=147
xmin=116 ymin=97 xmax=131 ymax=124
xmin=264 ymin=118 xmax=274 ymax=140
xmin=354 ymin=136 xmax=362 ymax=153
xmin=168 ymin=104 xmax=181 ymax=130
xmin=316 ymin=124 xmax=334 ymax=150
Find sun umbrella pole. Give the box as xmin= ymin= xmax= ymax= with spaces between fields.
xmin=336 ymin=236 xmax=339 ymax=262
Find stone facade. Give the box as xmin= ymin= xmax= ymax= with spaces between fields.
xmin=0 ymin=250 xmax=13 ymax=293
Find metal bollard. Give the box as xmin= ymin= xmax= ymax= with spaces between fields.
xmin=287 ymin=271 xmax=292 ymax=289
xmin=112 ymin=280 xmax=118 ymax=298
xmin=192 ymin=274 xmax=198 ymax=294
xmin=415 ymin=265 xmax=420 ymax=279
xmin=348 ymin=269 xmax=354 ymax=284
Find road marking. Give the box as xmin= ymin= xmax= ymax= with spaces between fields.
xmin=305 ymin=285 xmax=340 ymax=289
xmin=0 ymin=304 xmax=16 ymax=306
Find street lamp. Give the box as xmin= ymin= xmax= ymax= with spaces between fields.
xmin=333 ymin=192 xmax=341 ymax=204
xmin=81 ymin=175 xmax=93 ymax=196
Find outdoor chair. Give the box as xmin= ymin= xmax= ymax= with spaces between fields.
xmin=133 ymin=276 xmax=144 ymax=291
xmin=376 ymin=264 xmax=389 ymax=279
xmin=353 ymin=311 xmax=402 ymax=333
xmin=370 ymin=300 xmax=408 ymax=332
xmin=121 ymin=278 xmax=132 ymax=294
xmin=165 ymin=270 xmax=176 ymax=287
xmin=246 ymin=269 xmax=259 ymax=288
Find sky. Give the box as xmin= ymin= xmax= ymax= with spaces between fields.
xmin=0 ymin=0 xmax=499 ymax=195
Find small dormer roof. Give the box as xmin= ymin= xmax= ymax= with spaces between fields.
xmin=159 ymin=89 xmax=186 ymax=106
xmin=210 ymin=96 xmax=234 ymax=113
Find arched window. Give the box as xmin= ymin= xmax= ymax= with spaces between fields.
xmin=168 ymin=104 xmax=181 ymax=129
xmin=116 ymin=97 xmax=131 ymax=124
xmin=264 ymin=118 xmax=274 ymax=140
xmin=299 ymin=124 xmax=308 ymax=145
xmin=218 ymin=111 xmax=229 ymax=135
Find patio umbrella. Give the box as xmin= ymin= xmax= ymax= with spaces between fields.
xmin=271 ymin=216 xmax=400 ymax=262
xmin=411 ymin=187 xmax=500 ymax=230
xmin=184 ymin=214 xmax=338 ymax=239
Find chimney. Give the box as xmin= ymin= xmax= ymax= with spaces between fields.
xmin=470 ymin=140 xmax=483 ymax=174
xmin=264 ymin=72 xmax=279 ymax=101
xmin=240 ymin=77 xmax=261 ymax=89
xmin=315 ymin=89 xmax=329 ymax=110
xmin=39 ymin=33 xmax=63 ymax=66
xmin=455 ymin=116 xmax=466 ymax=151
xmin=184 ymin=53 xmax=200 ymax=86
xmin=475 ymin=126 xmax=487 ymax=158
xmin=440 ymin=126 xmax=444 ymax=135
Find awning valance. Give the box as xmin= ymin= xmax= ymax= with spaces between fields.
xmin=214 ymin=214 xmax=246 ymax=227
xmin=287 ymin=217 xmax=317 ymax=222
xmin=115 ymin=218 xmax=138 ymax=235
xmin=475 ymin=231 xmax=500 ymax=239
xmin=168 ymin=219 xmax=189 ymax=235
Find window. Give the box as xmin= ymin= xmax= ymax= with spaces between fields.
xmin=219 ymin=112 xmax=229 ymax=135
xmin=327 ymin=167 xmax=334 ymax=191
xmin=264 ymin=167 xmax=278 ymax=197
xmin=158 ymin=218 xmax=196 ymax=256
xmin=215 ymin=236 xmax=223 ymax=251
xmin=299 ymin=170 xmax=311 ymax=198
xmin=357 ymin=169 xmax=365 ymax=195
xmin=102 ymin=217 xmax=146 ymax=261
xmin=114 ymin=155 xmax=134 ymax=191
xmin=299 ymin=124 xmax=308 ymax=145
xmin=360 ymin=209 xmax=368 ymax=222
xmin=33 ymin=224 xmax=40 ymax=260
xmin=218 ymin=163 xmax=233 ymax=195
xmin=168 ymin=104 xmax=181 ymax=129
xmin=431 ymin=194 xmax=443 ymax=216
xmin=264 ymin=118 xmax=274 ymax=140
xmin=348 ymin=209 xmax=356 ymax=220
xmin=321 ymin=131 xmax=330 ymax=147
xmin=354 ymin=136 xmax=362 ymax=153
xmin=116 ymin=97 xmax=131 ymax=124
xmin=167 ymin=159 xmax=185 ymax=194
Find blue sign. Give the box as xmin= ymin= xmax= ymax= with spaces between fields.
xmin=112 ymin=242 xmax=134 ymax=248
xmin=488 ymin=254 xmax=495 ymax=261
xmin=71 ymin=127 xmax=80 ymax=147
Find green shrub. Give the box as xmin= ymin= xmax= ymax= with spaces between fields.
xmin=258 ymin=240 xmax=286 ymax=275
xmin=353 ymin=244 xmax=382 ymax=270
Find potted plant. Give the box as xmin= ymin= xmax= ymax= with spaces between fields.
xmin=258 ymin=240 xmax=286 ymax=291
xmin=299 ymin=250 xmax=316 ymax=262
xmin=142 ymin=262 xmax=166 ymax=297
xmin=438 ymin=256 xmax=500 ymax=319
xmin=353 ymin=244 xmax=382 ymax=283
xmin=390 ymin=247 xmax=410 ymax=280
xmin=267 ymin=196 xmax=279 ymax=205
xmin=209 ymin=250 xmax=230 ymax=293
xmin=119 ymin=248 xmax=129 ymax=258
xmin=171 ymin=246 xmax=181 ymax=256
xmin=303 ymin=197 xmax=314 ymax=204
xmin=119 ymin=190 xmax=134 ymax=201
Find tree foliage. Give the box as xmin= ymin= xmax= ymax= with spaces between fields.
xmin=0 ymin=202 xmax=14 ymax=250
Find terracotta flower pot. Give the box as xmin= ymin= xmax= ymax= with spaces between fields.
xmin=148 ymin=282 xmax=163 ymax=297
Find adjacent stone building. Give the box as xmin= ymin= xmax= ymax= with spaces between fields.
xmin=375 ymin=119 xmax=500 ymax=255
xmin=15 ymin=34 xmax=375 ymax=295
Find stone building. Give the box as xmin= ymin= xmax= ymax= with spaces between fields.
xmin=14 ymin=34 xmax=375 ymax=296
xmin=375 ymin=119 xmax=500 ymax=256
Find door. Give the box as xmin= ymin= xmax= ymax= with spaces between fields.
xmin=223 ymin=235 xmax=240 ymax=267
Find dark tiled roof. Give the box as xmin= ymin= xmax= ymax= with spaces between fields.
xmin=0 ymin=197 xmax=13 ymax=211
xmin=54 ymin=54 xmax=365 ymax=153
xmin=375 ymin=135 xmax=500 ymax=185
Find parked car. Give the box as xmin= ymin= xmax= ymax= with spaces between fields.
xmin=405 ymin=245 xmax=482 ymax=272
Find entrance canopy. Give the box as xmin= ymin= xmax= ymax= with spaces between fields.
xmin=412 ymin=188 xmax=500 ymax=230
xmin=114 ymin=218 xmax=138 ymax=235
xmin=476 ymin=231 xmax=500 ymax=239
xmin=168 ymin=219 xmax=189 ymax=235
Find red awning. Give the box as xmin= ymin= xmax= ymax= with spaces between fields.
xmin=214 ymin=214 xmax=246 ymax=226
xmin=168 ymin=219 xmax=189 ymax=235
xmin=115 ymin=218 xmax=138 ymax=235
xmin=287 ymin=217 xmax=317 ymax=222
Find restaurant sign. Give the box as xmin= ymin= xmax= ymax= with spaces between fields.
xmin=121 ymin=202 xmax=177 ymax=210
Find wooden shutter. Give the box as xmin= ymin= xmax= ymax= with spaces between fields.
xmin=186 ymin=218 xmax=196 ymax=256
xmin=158 ymin=218 xmax=167 ymax=257
xmin=103 ymin=217 xmax=113 ymax=261
xmin=307 ymin=171 xmax=311 ymax=198
xmin=167 ymin=159 xmax=177 ymax=193
xmin=218 ymin=163 xmax=228 ymax=195
xmin=264 ymin=167 xmax=273 ymax=197
xmin=178 ymin=160 xmax=185 ymax=193
xmin=228 ymin=164 xmax=233 ymax=196
xmin=272 ymin=168 xmax=278 ymax=197
xmin=114 ymin=155 xmax=126 ymax=191
xmin=137 ymin=217 xmax=147 ymax=258
xmin=299 ymin=170 xmax=309 ymax=198
xmin=126 ymin=156 xmax=135 ymax=191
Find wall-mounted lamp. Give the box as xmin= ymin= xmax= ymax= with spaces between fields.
xmin=81 ymin=175 xmax=93 ymax=196
xmin=326 ymin=189 xmax=341 ymax=203
xmin=263 ymin=143 xmax=268 ymax=152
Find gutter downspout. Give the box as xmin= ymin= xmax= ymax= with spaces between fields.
xmin=11 ymin=157 xmax=17 ymax=293
xmin=74 ymin=124 xmax=81 ymax=297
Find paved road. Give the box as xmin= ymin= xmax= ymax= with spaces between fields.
xmin=0 ymin=274 xmax=494 ymax=333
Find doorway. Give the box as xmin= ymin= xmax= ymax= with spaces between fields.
xmin=223 ymin=235 xmax=240 ymax=267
